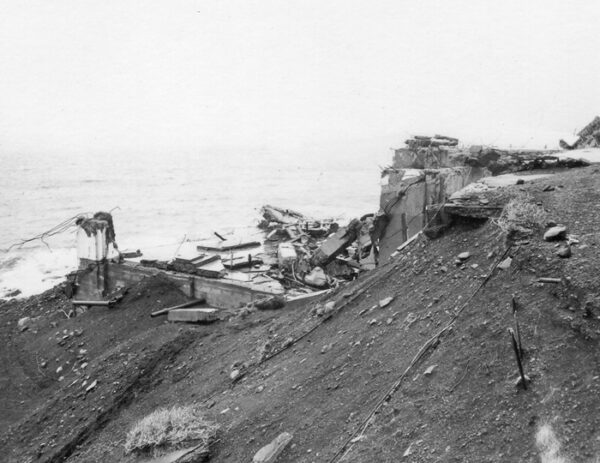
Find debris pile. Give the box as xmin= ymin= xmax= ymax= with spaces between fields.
xmin=560 ymin=116 xmax=600 ymax=150
xmin=259 ymin=206 xmax=377 ymax=291
xmin=134 ymin=205 xmax=377 ymax=299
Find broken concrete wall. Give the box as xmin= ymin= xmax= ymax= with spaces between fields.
xmin=76 ymin=260 xmax=282 ymax=308
xmin=378 ymin=166 xmax=487 ymax=262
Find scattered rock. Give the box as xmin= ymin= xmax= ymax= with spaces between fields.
xmin=542 ymin=185 xmax=555 ymax=192
xmin=230 ymin=369 xmax=242 ymax=381
xmin=457 ymin=252 xmax=470 ymax=261
xmin=404 ymin=312 xmax=418 ymax=328
xmin=516 ymin=179 xmax=525 ymax=185
xmin=544 ymin=225 xmax=567 ymax=241
xmin=56 ymin=366 xmax=63 ymax=374
xmin=379 ymin=297 xmax=394 ymax=308
xmin=557 ymin=245 xmax=572 ymax=258
xmin=85 ymin=379 xmax=97 ymax=392
xmin=368 ymin=319 xmax=377 ymax=326
xmin=17 ymin=317 xmax=31 ymax=332
xmin=423 ymin=365 xmax=437 ymax=376
xmin=497 ymin=257 xmax=512 ymax=270
xmin=321 ymin=343 xmax=333 ymax=354
xmin=253 ymin=432 xmax=293 ymax=463
xmin=256 ymin=385 xmax=264 ymax=393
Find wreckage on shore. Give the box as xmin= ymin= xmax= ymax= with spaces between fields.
xmin=70 ymin=205 xmax=379 ymax=315
xmin=66 ymin=131 xmax=593 ymax=318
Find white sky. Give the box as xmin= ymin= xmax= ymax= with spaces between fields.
xmin=1 ymin=0 xmax=600 ymax=158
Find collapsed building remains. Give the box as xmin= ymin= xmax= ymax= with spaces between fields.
xmin=374 ymin=135 xmax=589 ymax=263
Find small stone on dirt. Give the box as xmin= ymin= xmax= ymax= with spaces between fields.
xmin=557 ymin=245 xmax=572 ymax=258
xmin=498 ymin=257 xmax=512 ymax=270
xmin=544 ymin=225 xmax=567 ymax=241
xmin=85 ymin=379 xmax=97 ymax=392
xmin=321 ymin=343 xmax=333 ymax=354
xmin=424 ymin=365 xmax=437 ymax=376
xmin=458 ymin=252 xmax=470 ymax=261
xmin=17 ymin=317 xmax=31 ymax=332
xmin=230 ymin=369 xmax=242 ymax=381
xmin=379 ymin=297 xmax=394 ymax=308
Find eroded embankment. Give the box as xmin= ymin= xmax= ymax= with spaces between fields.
xmin=2 ymin=167 xmax=600 ymax=463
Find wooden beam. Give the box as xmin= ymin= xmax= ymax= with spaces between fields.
xmin=150 ymin=298 xmax=206 ymax=317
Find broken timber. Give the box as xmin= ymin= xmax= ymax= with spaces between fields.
xmin=196 ymin=240 xmax=260 ymax=252
xmin=150 ymin=298 xmax=207 ymax=317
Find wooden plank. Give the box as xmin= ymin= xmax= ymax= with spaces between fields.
xmin=196 ymin=240 xmax=261 ymax=252
xmin=150 ymin=298 xmax=206 ymax=317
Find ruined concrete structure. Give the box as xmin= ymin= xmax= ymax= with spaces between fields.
xmin=377 ymin=139 xmax=487 ymax=262
xmin=376 ymin=135 xmax=588 ymax=263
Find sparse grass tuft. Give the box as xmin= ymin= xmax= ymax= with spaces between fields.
xmin=124 ymin=405 xmax=219 ymax=456
xmin=495 ymin=193 xmax=547 ymax=234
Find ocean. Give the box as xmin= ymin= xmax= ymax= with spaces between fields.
xmin=0 ymin=144 xmax=391 ymax=298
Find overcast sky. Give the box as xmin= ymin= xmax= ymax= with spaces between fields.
xmin=1 ymin=0 xmax=599 ymax=158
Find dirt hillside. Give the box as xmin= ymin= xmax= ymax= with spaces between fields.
xmin=1 ymin=166 xmax=600 ymax=462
